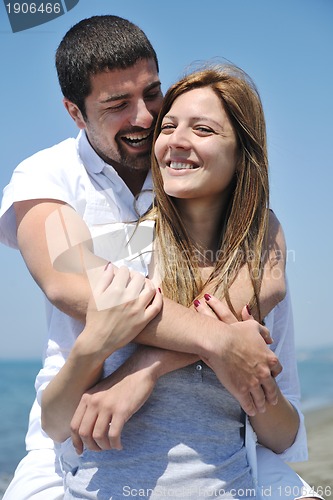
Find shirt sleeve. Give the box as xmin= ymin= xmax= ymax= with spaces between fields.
xmin=265 ymin=282 xmax=308 ymax=462
xmin=0 ymin=137 xmax=82 ymax=248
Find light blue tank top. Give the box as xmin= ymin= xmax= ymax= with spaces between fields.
xmin=63 ymin=344 xmax=255 ymax=499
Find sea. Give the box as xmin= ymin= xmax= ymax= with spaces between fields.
xmin=0 ymin=350 xmax=333 ymax=497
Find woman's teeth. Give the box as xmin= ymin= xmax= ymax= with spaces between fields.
xmin=169 ymin=162 xmax=197 ymax=170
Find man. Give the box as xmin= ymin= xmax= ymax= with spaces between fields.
xmin=0 ymin=15 xmax=283 ymax=499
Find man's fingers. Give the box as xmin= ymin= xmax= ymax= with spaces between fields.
xmin=70 ymin=402 xmax=88 ymax=454
xmin=71 ymin=431 xmax=84 ymax=455
xmin=90 ymin=412 xmax=114 ymax=451
xmin=93 ymin=262 xmax=116 ymax=295
xmin=261 ymin=377 xmax=279 ymax=406
xmin=72 ymin=407 xmax=101 ymax=452
xmin=249 ymin=386 xmax=267 ymax=414
xmin=269 ymin=356 xmax=283 ymax=378
xmin=108 ymin=414 xmax=125 ymax=450
xmin=105 ymin=265 xmax=130 ymax=297
xmin=124 ymin=269 xmax=146 ymax=299
xmin=238 ymin=393 xmax=257 ymax=417
xmin=241 ymin=305 xmax=274 ymax=345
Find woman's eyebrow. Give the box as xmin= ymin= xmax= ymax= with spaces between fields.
xmin=162 ymin=114 xmax=223 ymax=129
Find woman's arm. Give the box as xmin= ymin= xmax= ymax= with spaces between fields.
xmin=202 ymin=292 xmax=303 ymax=456
xmin=255 ymin=286 xmax=308 ymax=461
xmin=249 ymin=386 xmax=299 ymax=453
xmin=41 ymin=264 xmax=162 ymax=442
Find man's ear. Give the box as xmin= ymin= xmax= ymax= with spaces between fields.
xmin=63 ymin=99 xmax=86 ymax=129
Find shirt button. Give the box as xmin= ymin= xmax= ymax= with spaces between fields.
xmin=196 ymin=364 xmax=202 ymax=371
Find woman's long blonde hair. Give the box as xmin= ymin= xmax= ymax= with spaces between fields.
xmin=150 ymin=64 xmax=269 ymax=321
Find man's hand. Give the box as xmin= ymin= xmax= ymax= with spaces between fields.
xmin=80 ymin=264 xmax=162 ymax=360
xmin=70 ymin=347 xmax=159 ymax=454
xmin=70 ymin=345 xmax=198 ymax=453
xmin=194 ymin=295 xmax=281 ymax=416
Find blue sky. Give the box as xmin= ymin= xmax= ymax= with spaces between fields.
xmin=0 ymin=0 xmax=332 ymax=359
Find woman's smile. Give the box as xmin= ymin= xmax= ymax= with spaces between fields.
xmin=155 ymin=87 xmax=238 ymax=203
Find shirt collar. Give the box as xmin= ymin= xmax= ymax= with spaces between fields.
xmin=77 ymin=130 xmax=153 ymax=193
xmin=77 ymin=130 xmax=105 ymax=174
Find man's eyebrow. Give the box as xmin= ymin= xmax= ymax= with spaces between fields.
xmin=145 ymin=80 xmax=162 ymax=92
xmin=100 ymin=80 xmax=161 ymax=104
xmin=100 ymin=93 xmax=130 ymax=104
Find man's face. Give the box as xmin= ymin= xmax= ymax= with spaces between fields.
xmin=82 ymin=59 xmax=163 ymax=174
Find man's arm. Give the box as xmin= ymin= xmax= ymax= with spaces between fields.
xmin=67 ymin=212 xmax=288 ymax=450
xmin=17 ymin=200 xmax=281 ymax=415
xmin=70 ymin=346 xmax=197 ymax=453
xmin=41 ymin=265 xmax=162 ymax=442
xmin=15 ymin=199 xmax=105 ymax=320
xmin=16 ymin=199 xmax=284 ymax=341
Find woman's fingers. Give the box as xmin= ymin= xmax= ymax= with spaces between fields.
xmin=193 ymin=298 xmax=216 ymax=318
xmin=194 ymin=294 xmax=238 ymax=324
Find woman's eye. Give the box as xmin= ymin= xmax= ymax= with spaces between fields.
xmin=196 ymin=126 xmax=214 ymax=134
xmin=160 ymin=124 xmax=175 ymax=133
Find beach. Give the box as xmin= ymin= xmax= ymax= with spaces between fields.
xmin=290 ymin=405 xmax=333 ymax=497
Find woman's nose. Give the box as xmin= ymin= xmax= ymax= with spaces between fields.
xmin=167 ymin=126 xmax=191 ymax=150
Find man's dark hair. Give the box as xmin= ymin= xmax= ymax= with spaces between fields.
xmin=56 ymin=15 xmax=159 ymax=118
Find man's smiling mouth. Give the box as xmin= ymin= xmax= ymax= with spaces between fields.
xmin=122 ymin=131 xmax=152 ymax=148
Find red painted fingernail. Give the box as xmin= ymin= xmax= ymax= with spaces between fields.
xmin=204 ymin=294 xmax=211 ymax=301
xmin=158 ymin=287 xmax=162 ymax=293
xmin=246 ymin=304 xmax=251 ymax=315
xmin=104 ymin=261 xmax=111 ymax=270
xmin=193 ymin=299 xmax=200 ymax=307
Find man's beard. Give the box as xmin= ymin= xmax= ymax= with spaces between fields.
xmin=117 ymin=146 xmax=151 ymax=171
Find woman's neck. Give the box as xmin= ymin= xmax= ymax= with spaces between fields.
xmin=175 ymin=196 xmax=226 ymax=257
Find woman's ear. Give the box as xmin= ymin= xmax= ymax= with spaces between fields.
xmin=63 ymin=99 xmax=86 ymax=129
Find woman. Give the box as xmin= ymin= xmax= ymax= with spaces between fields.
xmin=42 ymin=64 xmax=319 ymax=499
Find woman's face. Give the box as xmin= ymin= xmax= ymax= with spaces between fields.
xmin=154 ymin=87 xmax=238 ymax=204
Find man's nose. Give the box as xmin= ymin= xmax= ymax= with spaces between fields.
xmin=129 ymin=100 xmax=154 ymax=129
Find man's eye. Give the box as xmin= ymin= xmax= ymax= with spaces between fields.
xmin=107 ymin=102 xmax=127 ymax=112
xmin=145 ymin=91 xmax=162 ymax=100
